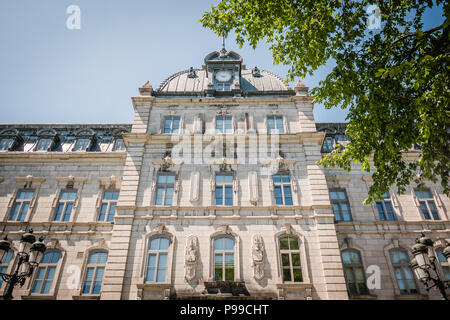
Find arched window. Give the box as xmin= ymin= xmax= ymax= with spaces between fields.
xmin=279 ymin=235 xmax=302 ymax=282
xmin=31 ymin=250 xmax=61 ymax=295
xmin=389 ymin=249 xmax=418 ymax=294
xmin=213 ymin=237 xmax=235 ymax=281
xmin=146 ymin=237 xmax=170 ymax=283
xmin=82 ymin=251 xmax=108 ymax=295
xmin=0 ymin=250 xmax=14 ymax=287
xmin=341 ymin=249 xmax=369 ymax=296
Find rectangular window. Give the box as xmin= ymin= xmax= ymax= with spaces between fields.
xmin=146 ymin=237 xmax=170 ymax=283
xmin=163 ymin=116 xmax=180 ymax=134
xmin=272 ymin=173 xmax=293 ymax=205
xmin=414 ymin=188 xmax=439 ymax=220
xmin=321 ymin=136 xmax=334 ymax=153
xmin=155 ymin=173 xmax=175 ymax=206
xmin=216 ymin=115 xmax=233 ymax=134
xmin=215 ymin=173 xmax=233 ymax=206
xmin=98 ymin=190 xmax=119 ymax=222
xmin=73 ymin=139 xmax=91 ymax=151
xmin=375 ymin=192 xmax=396 ymax=221
xmin=0 ymin=138 xmax=13 ymax=151
xmin=267 ymin=115 xmax=284 ymax=134
xmin=9 ymin=189 xmax=34 ymax=221
xmin=113 ymin=138 xmax=126 ymax=151
xmin=216 ymin=83 xmax=231 ymax=91
xmin=330 ymin=189 xmax=352 ymax=222
xmin=53 ymin=190 xmax=77 ymax=221
xmin=35 ymin=139 xmax=52 ymax=151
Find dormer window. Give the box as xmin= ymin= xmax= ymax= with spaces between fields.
xmin=322 ymin=136 xmax=334 ymax=153
xmin=0 ymin=129 xmax=21 ymax=151
xmin=0 ymin=138 xmax=14 ymax=151
xmin=73 ymin=138 xmax=91 ymax=152
xmin=216 ymin=83 xmax=231 ymax=91
xmin=35 ymin=139 xmax=53 ymax=151
xmin=113 ymin=138 xmax=126 ymax=151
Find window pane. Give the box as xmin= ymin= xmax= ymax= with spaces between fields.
xmin=281 ymin=254 xmax=290 ymax=267
xmin=354 ymin=268 xmax=364 ymax=281
xmin=341 ymin=203 xmax=351 ymax=221
xmin=18 ymin=202 xmax=30 ymax=219
xmin=276 ymin=117 xmax=284 ymax=133
xmin=215 ymin=268 xmax=223 ymax=281
xmin=291 ymin=254 xmax=301 ymax=266
xmin=293 ymin=269 xmax=302 ymax=282
xmin=98 ymin=203 xmax=108 ymax=221
xmin=289 ymin=237 xmax=299 ymax=250
xmin=225 ymin=268 xmax=234 ymax=281
xmin=272 ymin=175 xmax=281 ymax=183
xmin=9 ymin=203 xmax=20 ymax=221
xmin=156 ymin=268 xmax=166 ymax=282
xmin=62 ymin=203 xmax=73 ymax=221
xmin=225 ymin=253 xmax=234 ymax=267
xmin=274 ymin=186 xmax=283 ymax=205
xmin=107 ymin=203 xmax=116 ymax=222
xmin=279 ymin=237 xmax=289 ymax=250
xmin=419 ymin=201 xmax=431 ymax=219
xmin=60 ymin=190 xmax=77 ymax=201
xmin=376 ymin=202 xmax=386 ymax=220
xmin=17 ymin=190 xmax=34 ymax=200
xmin=282 ymin=268 xmax=291 ymax=281
xmin=215 ymin=186 xmax=223 ymax=205
xmin=155 ymin=187 xmax=164 ymax=205
xmin=164 ymin=187 xmax=173 ymax=206
xmin=215 ymin=253 xmax=223 ymax=267
xmin=333 ymin=203 xmax=342 ymax=221
xmin=385 ymin=201 xmax=396 ymax=221
xmin=224 ymin=186 xmax=233 ymax=206
xmin=214 ymin=239 xmax=224 ymax=250
xmin=158 ymin=253 xmax=168 ymax=268
xmin=148 ymin=254 xmax=157 ymax=268
xmin=281 ymin=174 xmax=290 ymax=183
xmin=149 ymin=238 xmax=159 ymax=250
xmin=159 ymin=238 xmax=170 ymax=250
xmin=344 ymin=268 xmax=354 ymax=281
xmin=427 ymin=201 xmax=439 ymax=220
xmin=224 ymin=238 xmax=234 ymax=250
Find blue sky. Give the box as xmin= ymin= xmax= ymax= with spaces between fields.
xmin=0 ymin=1 xmax=445 ymax=124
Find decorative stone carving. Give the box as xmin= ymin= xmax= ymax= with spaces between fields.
xmin=184 ymin=235 xmax=198 ymax=281
xmin=252 ymin=235 xmax=265 ymax=280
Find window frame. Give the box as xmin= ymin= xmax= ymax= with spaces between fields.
xmin=272 ymin=172 xmax=293 ymax=206
xmin=267 ymin=115 xmax=285 ymax=134
xmin=209 ymin=230 xmax=241 ymax=282
xmin=341 ymin=249 xmax=370 ymax=296
xmin=435 ymin=247 xmax=450 ymax=280
xmin=375 ymin=192 xmax=397 ymax=221
xmin=154 ymin=172 xmax=176 ymax=206
xmin=144 ymin=236 xmax=172 ymax=284
xmin=215 ymin=115 xmax=233 ymax=134
xmin=52 ymin=189 xmax=78 ymax=222
xmin=213 ymin=236 xmax=235 ymax=281
xmin=0 ymin=250 xmax=15 ymax=290
xmin=72 ymin=138 xmax=92 ymax=152
xmin=8 ymin=189 xmax=35 ymax=222
xmin=215 ymin=172 xmax=234 ymax=207
xmin=414 ymin=188 xmax=440 ymax=220
xmin=321 ymin=136 xmax=335 ymax=153
xmin=97 ymin=189 xmax=119 ymax=222
xmin=112 ymin=138 xmax=126 ymax=151
xmin=278 ymin=235 xmax=303 ymax=283
xmin=81 ymin=250 xmax=108 ymax=296
xmin=0 ymin=138 xmax=14 ymax=151
xmin=329 ymin=188 xmax=353 ymax=222
xmin=34 ymin=138 xmax=53 ymax=152
xmin=163 ymin=115 xmax=181 ymax=134
xmin=29 ymin=250 xmax=62 ymax=297
xmin=388 ymin=248 xmax=419 ymax=295
xmin=274 ymin=231 xmax=310 ymax=284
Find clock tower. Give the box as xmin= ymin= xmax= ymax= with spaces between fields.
xmin=204 ymin=45 xmax=243 ymax=97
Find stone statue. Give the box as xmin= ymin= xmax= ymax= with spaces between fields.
xmin=252 ymin=234 xmax=265 ymax=280
xmin=185 ymin=236 xmax=198 ymax=281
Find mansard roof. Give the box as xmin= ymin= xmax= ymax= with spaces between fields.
xmin=154 ymin=49 xmax=295 ymax=97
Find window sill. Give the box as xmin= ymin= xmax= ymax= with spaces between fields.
xmin=72 ymin=294 xmax=101 ymax=300
xmin=137 ymin=282 xmax=172 ymax=290
xmin=394 ymin=293 xmax=428 ymax=300
xmin=21 ymin=294 xmax=57 ymax=300
xmin=349 ymin=294 xmax=378 ymax=300
xmin=276 ymin=282 xmax=312 ymax=290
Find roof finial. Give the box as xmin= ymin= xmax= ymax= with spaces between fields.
xmin=220 ymin=34 xmax=227 ymax=57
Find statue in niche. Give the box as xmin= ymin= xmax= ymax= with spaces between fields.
xmin=252 ymin=235 xmax=265 ymax=280
xmin=184 ymin=236 xmax=198 ymax=281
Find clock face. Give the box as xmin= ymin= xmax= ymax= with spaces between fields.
xmin=215 ymin=70 xmax=232 ymax=82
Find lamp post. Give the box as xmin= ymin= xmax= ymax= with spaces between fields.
xmin=0 ymin=229 xmax=46 ymax=300
xmin=410 ymin=233 xmax=450 ymax=300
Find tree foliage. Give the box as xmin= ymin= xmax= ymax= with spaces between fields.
xmin=200 ymin=0 xmax=450 ymax=203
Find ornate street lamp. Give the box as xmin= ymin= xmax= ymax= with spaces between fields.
xmin=410 ymin=233 xmax=450 ymax=300
xmin=0 ymin=229 xmax=46 ymax=300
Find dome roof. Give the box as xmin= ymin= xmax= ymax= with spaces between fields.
xmin=154 ymin=49 xmax=295 ymax=97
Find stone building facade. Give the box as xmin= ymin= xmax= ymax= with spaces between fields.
xmin=0 ymin=49 xmax=448 ymax=300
